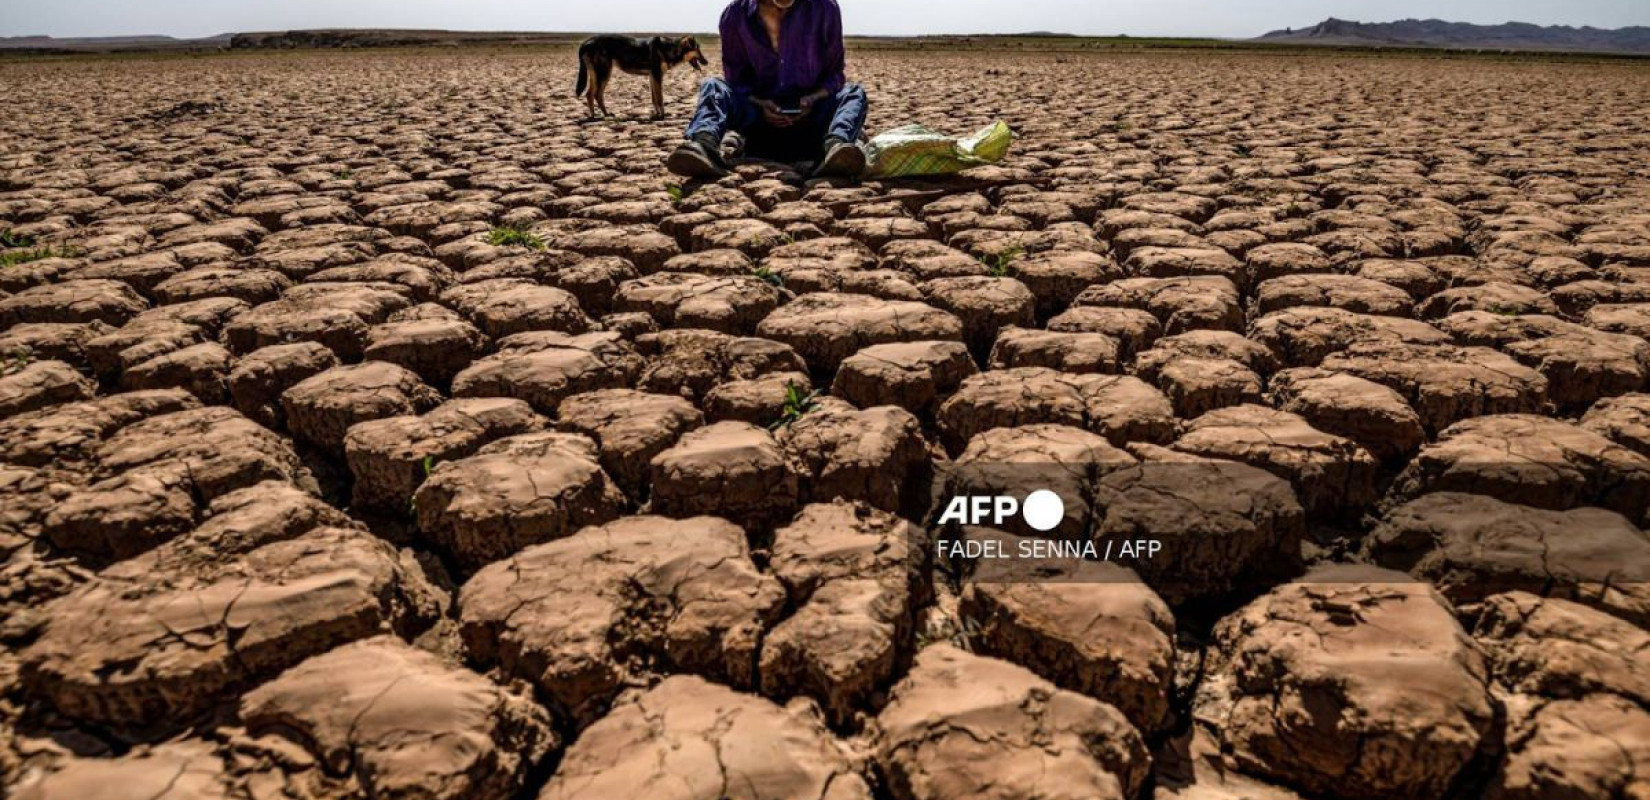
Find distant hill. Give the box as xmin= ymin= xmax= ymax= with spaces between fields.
xmin=0 ymin=34 xmax=232 ymax=52
xmin=1259 ymin=18 xmax=1650 ymax=54
xmin=227 ymin=29 xmax=588 ymax=50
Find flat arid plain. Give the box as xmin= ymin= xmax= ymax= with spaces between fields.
xmin=2 ymin=43 xmax=1649 ymax=800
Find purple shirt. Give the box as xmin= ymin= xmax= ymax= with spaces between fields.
xmin=719 ymin=0 xmax=846 ymax=102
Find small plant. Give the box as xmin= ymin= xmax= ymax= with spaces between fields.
xmin=1 ymin=348 xmax=34 ymax=377
xmin=769 ymin=381 xmax=820 ymax=430
xmin=485 ymin=225 xmax=547 ymax=251
xmin=665 ymin=183 xmax=685 ymax=204
xmin=408 ymin=455 xmax=440 ymax=517
xmin=0 ymin=229 xmax=36 ymax=248
xmin=334 ymin=169 xmax=353 ymax=181
xmin=750 ymin=265 xmax=784 ymax=288
xmin=1487 ymin=303 xmax=1525 ymax=317
xmin=983 ymin=245 xmax=1024 ymax=278
xmin=1233 ymin=143 xmax=1253 ymax=158
xmin=1 ymin=244 xmax=77 ymax=268
xmin=749 ymin=232 xmax=784 ymax=251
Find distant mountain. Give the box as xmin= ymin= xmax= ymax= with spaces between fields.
xmin=0 ymin=30 xmax=593 ymax=53
xmin=227 ymin=29 xmax=586 ymax=50
xmin=0 ymin=33 xmax=232 ymax=51
xmin=1259 ymin=18 xmax=1650 ymax=54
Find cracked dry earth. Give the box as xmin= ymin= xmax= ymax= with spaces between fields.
xmin=2 ymin=45 xmax=1649 ymax=800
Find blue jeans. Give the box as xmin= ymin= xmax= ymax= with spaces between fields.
xmin=686 ymin=78 xmax=868 ymax=162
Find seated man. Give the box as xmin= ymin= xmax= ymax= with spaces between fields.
xmin=668 ymin=0 xmax=868 ymax=179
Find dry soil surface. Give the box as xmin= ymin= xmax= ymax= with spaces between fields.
xmin=3 ymin=46 xmax=1649 ymax=800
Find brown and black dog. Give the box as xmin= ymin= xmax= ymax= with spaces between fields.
xmin=576 ymin=35 xmax=709 ymax=119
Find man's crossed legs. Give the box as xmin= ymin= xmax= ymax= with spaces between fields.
xmin=668 ymin=78 xmax=869 ymax=179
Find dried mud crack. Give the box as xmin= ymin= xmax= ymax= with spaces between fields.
xmin=3 ymin=44 xmax=1649 ymax=800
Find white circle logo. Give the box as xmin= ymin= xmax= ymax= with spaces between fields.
xmin=1021 ymin=490 xmax=1065 ymax=532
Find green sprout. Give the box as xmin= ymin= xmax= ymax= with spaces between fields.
xmin=0 ymin=229 xmax=36 ymax=248
xmin=750 ymin=265 xmax=784 ymax=288
xmin=665 ymin=183 xmax=685 ymax=204
xmin=485 ymin=225 xmax=547 ymax=251
xmin=748 ymin=232 xmax=782 ymax=251
xmin=1487 ymin=303 xmax=1525 ymax=317
xmin=1 ymin=244 xmax=78 ymax=268
xmin=408 ymin=455 xmax=440 ymax=517
xmin=983 ymin=245 xmax=1024 ymax=278
xmin=769 ymin=381 xmax=821 ymax=430
xmin=0 ymin=348 xmax=35 ymax=377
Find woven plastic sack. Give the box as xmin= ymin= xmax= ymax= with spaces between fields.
xmin=865 ymin=120 xmax=1013 ymax=178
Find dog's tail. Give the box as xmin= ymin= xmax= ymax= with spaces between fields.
xmin=575 ymin=46 xmax=589 ymax=97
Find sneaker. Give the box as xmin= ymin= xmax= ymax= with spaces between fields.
xmin=814 ymin=137 xmax=867 ymax=178
xmin=667 ymin=135 xmax=729 ymax=179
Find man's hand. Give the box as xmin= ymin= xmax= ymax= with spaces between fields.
xmin=752 ymin=97 xmax=796 ymax=129
xmin=795 ymin=88 xmax=833 ymax=118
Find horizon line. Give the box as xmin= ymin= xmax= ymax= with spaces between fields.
xmin=7 ymin=17 xmax=1650 ymax=41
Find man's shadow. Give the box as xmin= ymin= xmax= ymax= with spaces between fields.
xmin=675 ymin=169 xmax=1042 ymax=203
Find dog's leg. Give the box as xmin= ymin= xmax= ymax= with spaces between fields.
xmin=595 ymin=63 xmax=614 ymax=117
xmin=650 ymin=70 xmax=665 ymax=119
xmin=581 ymin=56 xmax=597 ymax=119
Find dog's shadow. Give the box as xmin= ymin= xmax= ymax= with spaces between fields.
xmin=576 ymin=114 xmax=673 ymax=126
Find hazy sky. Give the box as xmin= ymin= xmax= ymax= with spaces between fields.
xmin=2 ymin=0 xmax=1646 ymax=40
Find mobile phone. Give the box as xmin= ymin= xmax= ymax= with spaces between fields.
xmin=780 ymin=107 xmax=804 ymax=116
